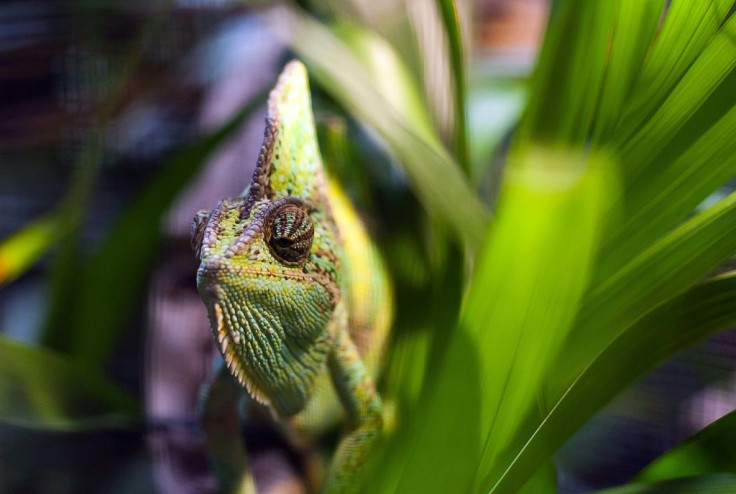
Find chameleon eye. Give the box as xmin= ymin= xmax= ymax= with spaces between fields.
xmin=276 ymin=237 xmax=293 ymax=248
xmin=266 ymin=202 xmax=314 ymax=265
xmin=190 ymin=209 xmax=210 ymax=259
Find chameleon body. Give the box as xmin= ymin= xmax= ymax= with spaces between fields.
xmin=191 ymin=61 xmax=392 ymax=493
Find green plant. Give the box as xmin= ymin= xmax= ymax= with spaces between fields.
xmin=266 ymin=0 xmax=736 ymax=492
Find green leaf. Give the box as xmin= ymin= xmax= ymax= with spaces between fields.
xmin=518 ymin=461 xmax=556 ymax=494
xmin=0 ymin=335 xmax=138 ymax=430
xmin=636 ymin=410 xmax=736 ymax=482
xmin=436 ymin=0 xmax=470 ymax=173
xmin=42 ymin=132 xmax=106 ymax=351
xmin=616 ymin=13 xmax=736 ymax=187
xmin=617 ymin=0 xmax=734 ymax=142
xmin=467 ymin=149 xmax=615 ymax=492
xmin=590 ymin=0 xmax=667 ymax=143
xmin=487 ymin=272 xmax=736 ymax=494
xmin=597 ymin=101 xmax=736 ymax=283
xmin=264 ymin=5 xmax=489 ymax=252
xmin=67 ymin=93 xmax=265 ymax=366
xmin=375 ymin=147 xmax=613 ymax=493
xmin=0 ymin=215 xmax=62 ymax=285
xmin=552 ymin=190 xmax=736 ymax=397
xmin=595 ymin=474 xmax=736 ymax=494
xmin=329 ymin=23 xmax=436 ymax=141
xmin=359 ymin=251 xmax=465 ymax=494
xmin=515 ymin=1 xmax=618 ymax=147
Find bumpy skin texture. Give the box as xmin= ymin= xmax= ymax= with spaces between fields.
xmin=193 ymin=61 xmax=391 ymax=493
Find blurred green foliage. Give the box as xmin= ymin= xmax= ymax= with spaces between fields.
xmin=0 ymin=335 xmax=138 ymax=430
xmin=1 ymin=0 xmax=736 ymax=492
xmin=596 ymin=474 xmax=736 ymax=494
xmin=636 ymin=409 xmax=736 ymax=481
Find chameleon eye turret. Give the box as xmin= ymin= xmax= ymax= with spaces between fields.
xmin=195 ymin=61 xmax=392 ymax=493
xmin=265 ymin=199 xmax=314 ymax=265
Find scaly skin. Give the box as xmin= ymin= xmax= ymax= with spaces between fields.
xmin=192 ymin=61 xmax=392 ymax=493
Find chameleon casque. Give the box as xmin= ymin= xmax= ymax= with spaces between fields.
xmin=191 ymin=61 xmax=393 ymax=493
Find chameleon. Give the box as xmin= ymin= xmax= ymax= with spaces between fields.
xmin=191 ymin=60 xmax=393 ymax=493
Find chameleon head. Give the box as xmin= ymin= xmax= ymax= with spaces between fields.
xmin=192 ymin=194 xmax=339 ymax=416
xmin=192 ymin=60 xmax=343 ymax=416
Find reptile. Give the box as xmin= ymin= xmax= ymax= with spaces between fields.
xmin=191 ymin=60 xmax=393 ymax=493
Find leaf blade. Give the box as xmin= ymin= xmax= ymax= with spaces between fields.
xmin=552 ymin=190 xmax=736 ymax=397
xmin=487 ymin=272 xmax=736 ymax=494
xmin=264 ymin=5 xmax=489 ymax=252
xmin=0 ymin=335 xmax=138 ymax=430
xmin=379 ymin=147 xmax=614 ymax=493
xmin=595 ymin=474 xmax=736 ymax=494
xmin=436 ymin=0 xmax=470 ymax=173
xmin=0 ymin=215 xmax=62 ymax=286
xmin=636 ymin=409 xmax=736 ymax=481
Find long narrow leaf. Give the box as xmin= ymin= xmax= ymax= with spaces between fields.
xmin=487 ymin=271 xmax=736 ymax=493
xmin=330 ymin=24 xmax=436 ymax=143
xmin=0 ymin=335 xmax=138 ymax=429
xmin=552 ymin=190 xmax=736 ymax=396
xmin=635 ymin=409 xmax=736 ymax=481
xmin=591 ymin=0 xmax=666 ymax=143
xmin=42 ymin=133 xmax=105 ymax=351
xmin=264 ymin=5 xmax=489 ymax=252
xmin=436 ymin=0 xmax=470 ymax=173
xmin=378 ymin=148 xmax=613 ymax=493
xmin=0 ymin=215 xmax=62 ymax=285
xmin=595 ymin=474 xmax=736 ymax=494
xmin=597 ymin=101 xmax=736 ymax=283
xmin=518 ymin=461 xmax=556 ymax=494
xmin=588 ymin=9 xmax=736 ymax=284
xmin=617 ymin=14 xmax=736 ymax=187
xmin=618 ymin=0 xmax=733 ymax=138
xmin=515 ymin=1 xmax=617 ymax=147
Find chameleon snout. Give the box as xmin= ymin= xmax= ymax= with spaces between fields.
xmin=196 ymin=263 xmax=226 ymax=302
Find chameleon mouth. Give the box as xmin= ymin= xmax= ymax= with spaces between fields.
xmin=200 ymin=272 xmax=334 ymax=417
xmin=211 ymin=301 xmax=271 ymax=408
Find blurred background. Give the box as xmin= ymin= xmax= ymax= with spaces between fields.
xmin=1 ymin=1 xmax=735 ymax=493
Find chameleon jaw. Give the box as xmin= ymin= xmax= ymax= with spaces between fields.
xmin=212 ymin=302 xmax=272 ymax=409
xmin=199 ymin=264 xmax=335 ymax=417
